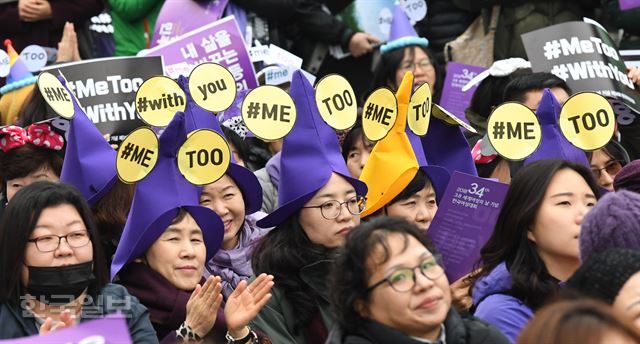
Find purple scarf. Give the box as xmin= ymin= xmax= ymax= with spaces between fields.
xmin=205 ymin=212 xmax=270 ymax=299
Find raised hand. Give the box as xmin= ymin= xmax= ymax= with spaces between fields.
xmin=185 ymin=275 xmax=223 ymax=338
xmin=224 ymin=273 xmax=274 ymax=337
xmin=39 ymin=309 xmax=76 ymax=335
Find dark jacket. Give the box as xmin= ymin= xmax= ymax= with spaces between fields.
xmin=0 ymin=283 xmax=158 ymax=343
xmin=327 ymin=309 xmax=509 ymax=344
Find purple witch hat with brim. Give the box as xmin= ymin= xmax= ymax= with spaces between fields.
xmin=406 ymin=126 xmax=451 ymax=204
xmin=524 ymin=89 xmax=589 ymax=167
xmin=176 ymin=76 xmax=263 ymax=214
xmin=256 ymin=70 xmax=368 ymax=228
xmin=380 ymin=5 xmax=429 ymax=55
xmin=110 ymin=111 xmax=224 ymax=280
xmin=59 ymin=77 xmax=118 ymax=206
xmin=420 ymin=117 xmax=478 ymax=177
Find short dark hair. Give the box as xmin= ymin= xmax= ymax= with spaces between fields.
xmin=331 ymin=216 xmax=441 ymax=334
xmin=469 ymin=68 xmax=532 ymax=119
xmin=469 ymin=159 xmax=601 ymax=311
xmin=368 ymin=169 xmax=434 ymax=219
xmin=585 ymin=140 xmax=630 ymax=166
xmin=0 ymin=143 xmax=63 ymax=194
xmin=0 ymin=181 xmax=108 ymax=305
xmin=502 ymin=72 xmax=572 ymax=103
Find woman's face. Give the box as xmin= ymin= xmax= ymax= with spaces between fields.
xmin=346 ymin=134 xmax=374 ymax=178
xmin=21 ymin=204 xmax=93 ymax=286
xmin=386 ymin=185 xmax=437 ymax=231
xmin=299 ymin=173 xmax=361 ymax=248
xmin=613 ymin=272 xmax=640 ymax=329
xmin=200 ymin=174 xmax=246 ymax=250
xmin=528 ymin=169 xmax=596 ymax=277
xmin=394 ymin=47 xmax=436 ymax=90
xmin=145 ymin=212 xmax=206 ymax=291
xmin=590 ymin=148 xmax=622 ymax=192
xmin=362 ymin=233 xmax=451 ymax=340
xmin=6 ymin=166 xmax=59 ymax=202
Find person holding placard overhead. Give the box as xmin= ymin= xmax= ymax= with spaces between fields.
xmin=468 ymin=158 xmax=601 ymax=343
xmin=359 ymin=72 xmax=449 ymax=232
xmin=249 ymin=70 xmax=368 ymax=344
xmin=112 ymin=112 xmax=274 ymax=343
xmin=173 ymin=74 xmax=269 ymax=301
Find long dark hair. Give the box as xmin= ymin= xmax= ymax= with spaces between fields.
xmin=469 ymin=160 xmax=601 ymax=310
xmin=251 ymin=213 xmax=332 ymax=334
xmin=331 ymin=217 xmax=440 ymax=334
xmin=370 ymin=45 xmax=444 ymax=102
xmin=0 ymin=181 xmax=108 ymax=305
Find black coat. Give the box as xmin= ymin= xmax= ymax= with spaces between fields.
xmin=330 ymin=309 xmax=509 ymax=344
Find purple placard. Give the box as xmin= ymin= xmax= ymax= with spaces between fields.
xmin=439 ymin=62 xmax=487 ymax=124
xmin=620 ymin=0 xmax=640 ymax=11
xmin=0 ymin=314 xmax=131 ymax=344
xmin=428 ymin=171 xmax=508 ymax=282
xmin=141 ymin=16 xmax=258 ymax=92
xmin=152 ymin=0 xmax=229 ymax=47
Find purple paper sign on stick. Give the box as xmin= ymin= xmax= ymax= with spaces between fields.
xmin=428 ymin=171 xmax=508 ymax=282
xmin=0 ymin=314 xmax=131 ymax=344
xmin=152 ymin=0 xmax=229 ymax=47
xmin=620 ymin=0 xmax=640 ymax=11
xmin=439 ymin=62 xmax=487 ymax=124
xmin=141 ymin=16 xmax=258 ymax=92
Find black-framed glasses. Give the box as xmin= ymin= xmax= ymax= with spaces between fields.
xmin=591 ymin=160 xmax=623 ymax=179
xmin=301 ymin=195 xmax=366 ymax=220
xmin=27 ymin=230 xmax=91 ymax=252
xmin=366 ymin=254 xmax=444 ymax=293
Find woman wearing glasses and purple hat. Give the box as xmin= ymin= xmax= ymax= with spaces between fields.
xmin=248 ymin=70 xmax=368 ymax=344
xmin=328 ymin=217 xmax=509 ymax=344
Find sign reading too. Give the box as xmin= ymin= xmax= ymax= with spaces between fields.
xmin=177 ymin=129 xmax=231 ymax=185
xmin=408 ymin=83 xmax=431 ymax=136
xmin=558 ymin=92 xmax=615 ymax=151
xmin=314 ymin=74 xmax=357 ymax=130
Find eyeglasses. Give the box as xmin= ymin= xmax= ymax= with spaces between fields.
xmin=301 ymin=195 xmax=366 ymax=220
xmin=400 ymin=59 xmax=433 ymax=72
xmin=366 ymin=255 xmax=444 ymax=293
xmin=591 ymin=160 xmax=623 ymax=179
xmin=27 ymin=230 xmax=91 ymax=252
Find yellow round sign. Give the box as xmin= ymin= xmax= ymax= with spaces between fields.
xmin=558 ymin=92 xmax=615 ymax=151
xmin=314 ymin=74 xmax=357 ymax=130
xmin=241 ymin=86 xmax=297 ymax=141
xmin=37 ymin=72 xmax=74 ymax=119
xmin=135 ymin=76 xmax=186 ymax=127
xmin=362 ymin=87 xmax=398 ymax=141
xmin=177 ymin=129 xmax=231 ymax=185
xmin=116 ymin=127 xmax=159 ymax=183
xmin=486 ymin=102 xmax=542 ymax=160
xmin=408 ymin=83 xmax=431 ymax=136
xmin=188 ymin=63 xmax=237 ymax=113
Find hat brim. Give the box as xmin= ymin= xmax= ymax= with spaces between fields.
xmin=227 ymin=163 xmax=263 ymax=215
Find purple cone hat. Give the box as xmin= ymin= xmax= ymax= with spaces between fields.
xmin=59 ymin=77 xmax=117 ymax=205
xmin=420 ymin=116 xmax=478 ymax=177
xmin=256 ymin=70 xmax=368 ymax=228
xmin=406 ymin=126 xmax=451 ymax=204
xmin=524 ymin=89 xmax=589 ymax=167
xmin=110 ymin=111 xmax=224 ymax=280
xmin=380 ymin=5 xmax=429 ymax=55
xmin=176 ymin=75 xmax=263 ymax=214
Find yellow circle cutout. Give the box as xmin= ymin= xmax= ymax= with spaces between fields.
xmin=408 ymin=83 xmax=431 ymax=136
xmin=177 ymin=129 xmax=231 ymax=185
xmin=559 ymin=92 xmax=615 ymax=151
xmin=487 ymin=102 xmax=542 ymax=160
xmin=135 ymin=76 xmax=186 ymax=127
xmin=116 ymin=127 xmax=159 ymax=183
xmin=241 ymin=86 xmax=297 ymax=141
xmin=38 ymin=72 xmax=74 ymax=119
xmin=188 ymin=63 xmax=237 ymax=113
xmin=314 ymin=74 xmax=357 ymax=130
xmin=362 ymin=87 xmax=398 ymax=141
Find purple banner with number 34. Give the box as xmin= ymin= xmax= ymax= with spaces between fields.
xmin=620 ymin=0 xmax=640 ymax=11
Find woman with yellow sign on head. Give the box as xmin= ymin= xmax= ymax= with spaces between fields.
xmin=359 ymin=72 xmax=449 ymax=233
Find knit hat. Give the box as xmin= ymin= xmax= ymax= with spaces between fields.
xmin=614 ymin=159 xmax=640 ymax=194
xmin=566 ymin=249 xmax=640 ymax=304
xmin=579 ymin=190 xmax=640 ymax=261
xmin=380 ymin=5 xmax=429 ymax=55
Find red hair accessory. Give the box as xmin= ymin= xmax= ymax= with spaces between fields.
xmin=0 ymin=123 xmax=64 ymax=152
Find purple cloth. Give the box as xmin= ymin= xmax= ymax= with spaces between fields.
xmin=266 ymin=151 xmax=281 ymax=188
xmin=422 ymin=117 xmax=478 ymax=177
xmin=204 ymin=212 xmax=270 ymax=299
xmin=472 ymin=262 xmax=533 ymax=343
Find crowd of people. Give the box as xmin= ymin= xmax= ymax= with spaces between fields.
xmin=1 ymin=0 xmax=640 ymax=343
